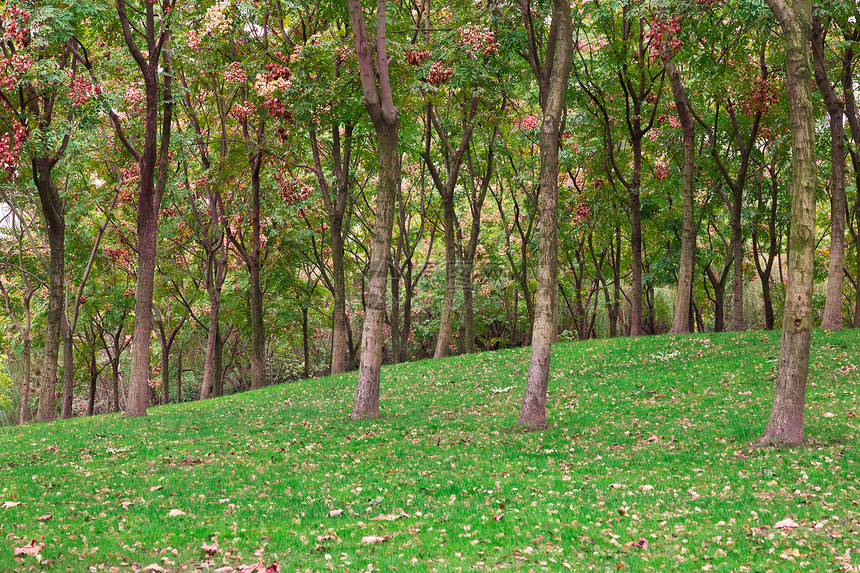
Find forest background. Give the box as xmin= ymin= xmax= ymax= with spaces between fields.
xmin=0 ymin=0 xmax=857 ymax=434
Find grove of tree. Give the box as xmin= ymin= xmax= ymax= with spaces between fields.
xmin=1 ymin=0 xmax=858 ymax=446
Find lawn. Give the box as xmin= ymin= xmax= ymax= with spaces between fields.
xmin=1 ymin=329 xmax=859 ymax=572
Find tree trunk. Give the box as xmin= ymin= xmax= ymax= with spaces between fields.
xmin=351 ymin=126 xmax=399 ymax=419
xmin=756 ymin=0 xmax=816 ymax=447
xmin=518 ymin=0 xmax=572 ymax=428
xmin=347 ymin=0 xmax=400 ymax=419
xmin=302 ymin=307 xmax=310 ymax=378
xmin=214 ymin=329 xmax=223 ymax=397
xmin=20 ymin=331 xmax=30 ymax=424
xmin=33 ymin=158 xmax=64 ymax=422
xmin=730 ymin=190 xmax=745 ymax=331
xmin=331 ymin=218 xmax=348 ymax=374
xmin=87 ymin=346 xmax=97 ymax=416
xmin=176 ymin=351 xmax=182 ymax=403
xmin=629 ymin=140 xmax=644 ymax=337
xmin=61 ymin=316 xmax=74 ymax=418
xmin=434 ymin=189 xmax=457 ymax=358
xmin=666 ymin=54 xmax=696 ymax=334
xmin=200 ymin=295 xmax=220 ymax=399
xmin=812 ymin=15 xmax=846 ymax=330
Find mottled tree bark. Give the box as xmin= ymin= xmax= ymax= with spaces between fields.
xmin=33 ymin=159 xmax=64 ymax=422
xmin=664 ymin=51 xmax=696 ymax=335
xmin=812 ymin=15 xmax=846 ymax=330
xmin=348 ymin=0 xmax=400 ymax=419
xmin=518 ymin=0 xmax=572 ymax=428
xmin=113 ymin=0 xmax=173 ymax=418
xmin=756 ymin=0 xmax=816 ymax=447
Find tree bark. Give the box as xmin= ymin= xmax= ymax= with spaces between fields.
xmin=114 ymin=1 xmax=173 ymax=418
xmin=347 ymin=0 xmax=400 ymax=419
xmin=518 ymin=0 xmax=572 ymax=428
xmin=33 ymin=158 xmax=64 ymax=422
xmin=812 ymin=15 xmax=846 ymax=330
xmin=756 ymin=0 xmax=816 ymax=447
xmin=664 ymin=52 xmax=696 ymax=335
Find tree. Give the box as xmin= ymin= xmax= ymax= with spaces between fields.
xmin=347 ymin=0 xmax=401 ymax=419
xmin=110 ymin=0 xmax=174 ymax=417
xmin=755 ymin=0 xmax=816 ymax=447
xmin=517 ymin=0 xmax=573 ymax=428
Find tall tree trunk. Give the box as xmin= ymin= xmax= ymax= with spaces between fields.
xmin=629 ymin=135 xmax=644 ymax=336
xmin=756 ymin=0 xmax=816 ymax=447
xmin=813 ymin=15 xmax=846 ymax=330
xmin=347 ymin=0 xmax=400 ymax=419
xmin=87 ymin=346 xmax=97 ymax=416
xmin=331 ymin=219 xmax=348 ymax=373
xmin=518 ymin=0 xmax=572 ymax=428
xmin=434 ymin=190 xmax=457 ymax=358
xmin=61 ymin=316 xmax=74 ymax=418
xmin=214 ymin=329 xmax=223 ymax=397
xmin=33 ymin=159 xmax=64 ymax=422
xmin=665 ymin=53 xmax=696 ymax=335
xmin=302 ymin=307 xmax=310 ymax=378
xmin=730 ymin=190 xmax=745 ymax=331
xmin=352 ymin=126 xmax=398 ymax=419
xmin=20 ymin=320 xmax=31 ymax=424
xmin=200 ymin=295 xmax=220 ymax=399
xmin=249 ymin=158 xmax=265 ymax=391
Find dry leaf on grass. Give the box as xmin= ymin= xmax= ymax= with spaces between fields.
xmin=13 ymin=539 xmax=45 ymax=556
xmin=328 ymin=509 xmax=344 ymax=517
xmin=370 ymin=510 xmax=410 ymax=521
xmin=361 ymin=535 xmax=391 ymax=544
xmin=774 ymin=518 xmax=799 ymax=529
xmin=3 ymin=501 xmax=23 ymax=509
xmin=35 ymin=514 xmax=53 ymax=522
xmin=142 ymin=565 xmax=166 ymax=572
xmin=167 ymin=509 xmax=186 ymax=517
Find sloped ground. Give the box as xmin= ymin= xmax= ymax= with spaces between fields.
xmin=1 ymin=329 xmax=859 ymax=572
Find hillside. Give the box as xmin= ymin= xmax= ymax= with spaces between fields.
xmin=1 ymin=329 xmax=859 ymax=572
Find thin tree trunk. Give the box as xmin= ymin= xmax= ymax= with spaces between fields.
xmin=666 ymin=52 xmax=696 ymax=334
xmin=756 ymin=0 xmax=816 ymax=447
xmin=518 ymin=0 xmax=572 ymax=428
xmin=33 ymin=159 xmax=64 ymax=422
xmin=347 ymin=0 xmax=400 ymax=419
xmin=61 ymin=316 xmax=73 ymax=418
xmin=813 ymin=15 xmax=846 ymax=330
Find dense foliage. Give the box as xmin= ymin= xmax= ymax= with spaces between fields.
xmin=0 ymin=0 xmax=857 ymax=423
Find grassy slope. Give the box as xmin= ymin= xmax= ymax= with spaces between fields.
xmin=1 ymin=329 xmax=859 ymax=572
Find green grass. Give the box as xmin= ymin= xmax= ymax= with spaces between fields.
xmin=1 ymin=329 xmax=859 ymax=572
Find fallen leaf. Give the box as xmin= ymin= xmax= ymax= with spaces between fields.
xmin=370 ymin=510 xmax=409 ymax=522
xmin=238 ymin=561 xmax=280 ymax=573
xmin=328 ymin=509 xmax=343 ymax=517
xmin=167 ymin=509 xmax=186 ymax=517
xmin=609 ymin=483 xmax=625 ymax=489
xmin=35 ymin=514 xmax=53 ymax=522
xmin=3 ymin=501 xmax=23 ymax=509
xmin=361 ymin=535 xmax=391 ymax=544
xmin=213 ymin=568 xmax=233 ymax=573
xmin=637 ymin=485 xmax=654 ymax=492
xmin=316 ymin=534 xmax=340 ymax=543
xmin=408 ymin=528 xmax=421 ymax=534
xmin=774 ymin=518 xmax=799 ymax=529
xmin=14 ymin=540 xmax=45 ymax=556
xmin=202 ymin=541 xmax=218 ymax=554
xmin=493 ymin=514 xmax=504 ymax=522
xmin=150 ymin=485 xmax=163 ymax=492
xmin=142 ymin=565 xmax=166 ymax=572
xmin=623 ymin=537 xmax=648 ymax=550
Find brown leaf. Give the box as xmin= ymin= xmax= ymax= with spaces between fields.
xmin=142 ymin=565 xmax=166 ymax=572
xmin=13 ymin=540 xmax=45 ymax=556
xmin=167 ymin=509 xmax=186 ymax=517
xmin=35 ymin=514 xmax=53 ymax=522
xmin=493 ymin=514 xmax=504 ymax=522
xmin=361 ymin=535 xmax=391 ymax=544
xmin=774 ymin=518 xmax=799 ymax=529
xmin=316 ymin=534 xmax=340 ymax=543
xmin=202 ymin=541 xmax=218 ymax=554
xmin=328 ymin=509 xmax=343 ymax=517
xmin=3 ymin=501 xmax=23 ymax=509
xmin=370 ymin=510 xmax=409 ymax=522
